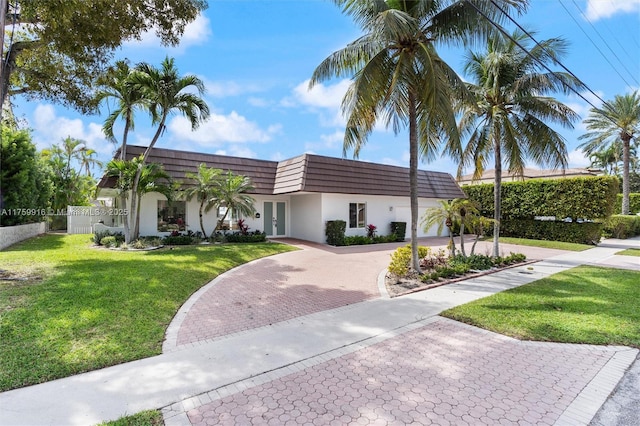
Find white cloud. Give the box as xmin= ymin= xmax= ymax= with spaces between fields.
xmin=168 ymin=111 xmax=280 ymax=145
xmin=292 ymin=79 xmax=351 ymax=109
xmin=248 ymin=97 xmax=272 ymax=107
xmin=568 ymin=149 xmax=591 ymax=168
xmin=31 ymin=104 xmax=111 ymax=156
xmin=585 ymin=0 xmax=640 ymax=20
xmin=200 ymin=77 xmax=262 ymax=98
xmin=124 ymin=14 xmax=211 ymax=52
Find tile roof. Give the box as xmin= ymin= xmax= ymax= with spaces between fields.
xmin=98 ymin=146 xmax=464 ymax=199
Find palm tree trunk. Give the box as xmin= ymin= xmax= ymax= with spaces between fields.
xmin=199 ymin=201 xmax=206 ymax=236
xmin=408 ymin=91 xmax=421 ymax=273
xmin=130 ymin=115 xmax=167 ymax=240
xmin=493 ymin=136 xmax=502 ymax=258
xmin=120 ymin=116 xmax=131 ymax=242
xmin=622 ymin=134 xmax=631 ymax=215
xmin=459 ymin=222 xmax=466 ymax=257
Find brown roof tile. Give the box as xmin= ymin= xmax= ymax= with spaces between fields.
xmin=99 ymin=146 xmax=464 ymax=199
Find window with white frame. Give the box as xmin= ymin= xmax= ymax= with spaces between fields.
xmin=349 ymin=202 xmax=366 ymax=228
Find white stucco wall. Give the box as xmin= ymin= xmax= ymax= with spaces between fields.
xmin=289 ymin=194 xmax=323 ymax=242
xmin=319 ymin=193 xmax=443 ymax=242
xmin=0 ymin=222 xmax=46 ymax=250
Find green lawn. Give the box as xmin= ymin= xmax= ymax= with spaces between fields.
xmin=0 ymin=234 xmax=294 ymax=391
xmin=616 ymin=248 xmax=640 ymax=256
xmin=498 ymin=237 xmax=593 ymax=252
xmin=99 ymin=410 xmax=163 ymax=426
xmin=442 ymin=265 xmax=640 ymax=348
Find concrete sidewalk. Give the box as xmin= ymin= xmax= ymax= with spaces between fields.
xmin=0 ymin=239 xmax=638 ymax=426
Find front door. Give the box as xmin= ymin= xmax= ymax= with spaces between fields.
xmin=263 ymin=201 xmax=286 ymax=237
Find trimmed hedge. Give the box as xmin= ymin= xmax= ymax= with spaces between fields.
xmin=390 ymin=222 xmax=407 ymax=242
xmin=500 ymin=219 xmax=603 ymax=245
xmin=602 ymin=215 xmax=640 ymax=239
xmin=225 ymin=232 xmax=267 ymax=243
xmin=614 ymin=193 xmax=640 ymax=214
xmin=325 ymin=220 xmax=346 ymax=246
xmin=463 ymin=176 xmax=619 ymax=220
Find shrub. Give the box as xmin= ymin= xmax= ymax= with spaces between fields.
xmin=93 ymin=231 xmax=124 ymax=246
xmin=451 ymin=254 xmax=494 ymax=271
xmin=420 ymin=248 xmax=448 ymax=270
xmin=131 ymin=239 xmax=147 ymax=249
xmin=421 ymin=263 xmax=470 ymax=282
xmin=325 ymin=220 xmax=346 ymax=246
xmin=390 ymin=222 xmax=407 ymax=242
xmin=344 ymin=235 xmax=373 ymax=245
xmin=372 ymin=235 xmax=398 ymax=244
xmin=389 ymin=245 xmax=431 ymax=277
xmin=500 ymin=219 xmax=603 ymax=245
xmin=225 ymin=231 xmax=267 ymax=243
xmin=602 ymin=215 xmax=640 ymax=239
xmin=463 ymin=176 xmax=619 ymax=220
xmin=100 ymin=236 xmax=117 ymax=248
xmin=495 ymin=252 xmax=527 ymax=266
xmin=163 ymin=235 xmax=193 ymax=245
xmin=366 ymin=224 xmax=377 ymax=238
xmin=614 ymin=193 xmax=640 ymax=214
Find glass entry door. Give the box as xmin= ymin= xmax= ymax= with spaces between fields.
xmin=263 ymin=201 xmax=286 ymax=236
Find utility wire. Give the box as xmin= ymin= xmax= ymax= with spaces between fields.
xmin=464 ymin=0 xmax=610 ymax=114
xmin=563 ymin=0 xmax=638 ymax=87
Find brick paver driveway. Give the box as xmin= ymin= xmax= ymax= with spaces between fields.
xmin=165 ymin=238 xmax=567 ymax=351
xmin=184 ymin=318 xmax=625 ymax=425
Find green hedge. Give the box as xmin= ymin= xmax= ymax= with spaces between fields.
xmin=614 ymin=193 xmax=640 ymax=214
xmin=390 ymin=222 xmax=407 ymax=242
xmin=500 ymin=219 xmax=603 ymax=245
xmin=463 ymin=176 xmax=619 ymax=220
xmin=602 ymin=215 xmax=640 ymax=239
xmin=225 ymin=232 xmax=267 ymax=243
xmin=325 ymin=220 xmax=346 ymax=246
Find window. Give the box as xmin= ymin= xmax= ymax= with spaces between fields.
xmin=349 ymin=202 xmax=366 ymax=228
xmin=157 ymin=200 xmax=186 ymax=232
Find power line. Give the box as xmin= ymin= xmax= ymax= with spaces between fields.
xmin=465 ymin=0 xmax=610 ymax=113
xmin=566 ymin=0 xmax=638 ymax=87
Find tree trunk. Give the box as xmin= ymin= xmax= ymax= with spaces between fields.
xmin=129 ymin=115 xmax=167 ymax=240
xmin=459 ymin=222 xmax=466 ymax=257
xmin=493 ymin=136 xmax=502 ymax=258
xmin=408 ymin=91 xmax=421 ymax=273
xmin=120 ymin=116 xmax=131 ymax=243
xmin=622 ymin=134 xmax=631 ymax=215
xmin=199 ymin=200 xmax=206 ymax=236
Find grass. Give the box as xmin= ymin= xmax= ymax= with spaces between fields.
xmin=498 ymin=236 xmax=593 ymax=252
xmin=99 ymin=410 xmax=163 ymax=426
xmin=442 ymin=265 xmax=640 ymax=348
xmin=616 ymin=248 xmax=640 ymax=256
xmin=0 ymin=234 xmax=294 ymax=391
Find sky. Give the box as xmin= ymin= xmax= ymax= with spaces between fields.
xmin=11 ymin=0 xmax=640 ymax=177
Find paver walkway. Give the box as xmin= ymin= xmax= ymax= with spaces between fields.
xmin=0 ymin=238 xmax=638 ymax=426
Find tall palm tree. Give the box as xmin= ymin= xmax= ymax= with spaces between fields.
xmin=128 ymin=57 xmax=210 ymax=240
xmin=96 ymin=60 xmax=145 ymax=161
xmin=183 ymin=163 xmax=222 ymax=236
xmin=309 ymin=0 xmax=527 ymax=273
xmin=214 ymin=171 xmax=256 ymax=232
xmin=579 ymin=91 xmax=640 ymax=215
xmin=96 ymin=60 xmax=145 ymax=241
xmin=457 ymin=29 xmax=583 ymax=257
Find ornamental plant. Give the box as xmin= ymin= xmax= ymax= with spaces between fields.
xmin=366 ymin=224 xmax=377 ymax=238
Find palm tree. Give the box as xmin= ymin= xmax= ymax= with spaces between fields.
xmin=96 ymin=60 xmax=145 ymax=241
xmin=457 ymin=29 xmax=583 ymax=257
xmin=588 ymin=143 xmax=622 ymax=175
xmin=183 ymin=163 xmax=222 ymax=236
xmin=214 ymin=171 xmax=256 ymax=232
xmin=422 ymin=200 xmax=461 ymax=257
xmin=309 ymin=0 xmax=527 ymax=273
xmin=579 ymin=91 xmax=640 ymax=215
xmin=128 ymin=57 xmax=210 ymax=240
xmin=76 ymin=146 xmax=102 ymax=177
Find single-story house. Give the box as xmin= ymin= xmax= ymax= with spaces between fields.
xmin=458 ymin=167 xmax=601 ymax=186
xmin=96 ymin=145 xmax=465 ymax=243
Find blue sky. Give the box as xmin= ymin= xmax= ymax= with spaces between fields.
xmin=14 ymin=0 xmax=640 ymax=176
